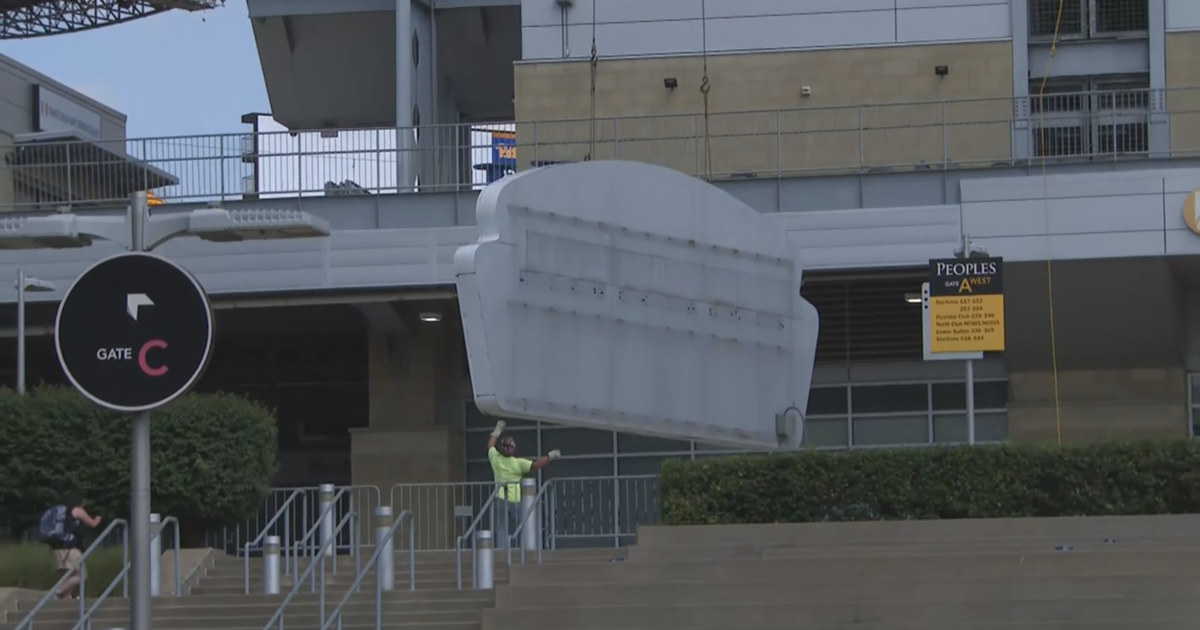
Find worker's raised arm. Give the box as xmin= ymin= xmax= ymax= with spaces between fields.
xmin=529 ymin=450 xmax=561 ymax=471
xmin=487 ymin=420 xmax=506 ymax=450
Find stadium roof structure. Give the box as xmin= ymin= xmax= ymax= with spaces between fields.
xmin=0 ymin=0 xmax=222 ymax=39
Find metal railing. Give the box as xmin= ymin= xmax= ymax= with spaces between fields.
xmin=454 ymin=485 xmax=501 ymax=590
xmin=260 ymin=510 xmax=359 ymax=630
xmin=3 ymin=87 xmax=1184 ymax=211
xmin=318 ymin=511 xmax=416 ymax=630
xmin=389 ymin=481 xmax=502 ymax=551
xmin=69 ymin=517 xmax=181 ymax=630
xmin=14 ymin=519 xmax=128 ymax=630
xmin=287 ymin=488 xmax=362 ymax=589
xmin=507 ymin=481 xmax=554 ymax=566
xmin=241 ymin=488 xmax=307 ymax=594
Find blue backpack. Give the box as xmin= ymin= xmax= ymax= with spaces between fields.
xmin=37 ymin=505 xmax=75 ymax=546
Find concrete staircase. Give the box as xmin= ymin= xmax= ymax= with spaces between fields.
xmin=0 ymin=548 xmax=619 ymax=630
xmin=10 ymin=514 xmax=1200 ymax=630
xmin=485 ymin=514 xmax=1200 ymax=630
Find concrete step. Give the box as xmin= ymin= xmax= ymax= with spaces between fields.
xmin=486 ymin=625 xmax=1200 ymax=630
xmin=26 ymin=597 xmax=489 ymax=622
xmin=634 ymin=514 xmax=1200 ymax=548
xmin=626 ymin=537 xmax=1200 ymax=562
xmin=481 ymin=598 xmax=1200 ymax=629
xmin=192 ymin=577 xmax=504 ymax=596
xmin=200 ymin=569 xmax=510 ymax=590
xmin=506 ymin=550 xmax=1200 ymax=585
xmin=495 ymin=575 xmax=1200 ymax=608
xmin=2 ymin=609 xmax=482 ymax=630
xmin=14 ymin=590 xmax=491 ymax=613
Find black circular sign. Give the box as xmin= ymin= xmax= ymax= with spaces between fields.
xmin=55 ymin=253 xmax=214 ymax=412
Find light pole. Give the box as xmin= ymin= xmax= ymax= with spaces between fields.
xmin=14 ymin=268 xmax=55 ymax=395
xmin=0 ymin=193 xmax=329 ymax=630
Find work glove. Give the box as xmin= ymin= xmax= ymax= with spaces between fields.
xmin=490 ymin=420 xmax=506 ymax=438
xmin=548 ymin=450 xmax=562 ymax=460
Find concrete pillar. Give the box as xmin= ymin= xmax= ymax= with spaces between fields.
xmin=396 ymin=0 xmax=415 ymax=191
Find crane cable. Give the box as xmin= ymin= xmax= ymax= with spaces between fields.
xmin=699 ymin=0 xmax=712 ymax=179
xmin=586 ymin=0 xmax=598 ymax=161
xmin=1034 ymin=0 xmax=1067 ymax=445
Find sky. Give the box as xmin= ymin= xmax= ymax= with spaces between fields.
xmin=3 ymin=0 xmax=269 ymax=139
xmin=2 ymin=1 xmax=509 ymax=194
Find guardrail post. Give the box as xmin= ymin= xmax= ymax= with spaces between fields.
xmin=375 ymin=506 xmax=395 ymax=592
xmin=264 ymin=536 xmax=281 ymax=595
xmin=149 ymin=513 xmax=161 ymax=597
xmin=319 ymin=484 xmax=335 ymax=558
xmin=519 ymin=479 xmax=540 ymax=551
xmin=473 ymin=530 xmax=494 ymax=590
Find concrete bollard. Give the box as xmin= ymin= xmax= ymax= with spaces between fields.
xmin=375 ymin=506 xmax=395 ymax=592
xmin=473 ymin=530 xmax=494 ymax=590
xmin=519 ymin=478 xmax=540 ymax=551
xmin=319 ymin=484 xmax=335 ymax=558
xmin=149 ymin=513 xmax=161 ymax=597
xmin=264 ymin=536 xmax=281 ymax=595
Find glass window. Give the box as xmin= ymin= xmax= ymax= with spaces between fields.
xmin=1192 ymin=407 xmax=1200 ymax=437
xmin=852 ymin=415 xmax=929 ymax=446
xmin=541 ymin=457 xmax=614 ymax=480
xmin=465 ymin=427 xmax=537 ymax=460
xmin=933 ymin=413 xmax=1009 ymax=443
xmin=851 ymin=384 xmax=928 ymax=414
xmin=808 ymin=386 xmax=848 ymax=415
xmin=464 ymin=403 xmax=535 ymax=429
xmin=617 ymin=456 xmax=687 ymax=476
xmin=466 ymin=462 xmax=493 ymax=483
xmin=932 ymin=380 xmax=1008 ymax=411
xmin=804 ymin=417 xmax=849 ymax=448
xmin=616 ymin=433 xmax=690 ymax=454
xmin=542 ymin=428 xmax=614 ymax=456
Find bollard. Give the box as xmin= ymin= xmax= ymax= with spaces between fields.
xmin=473 ymin=530 xmax=494 ymax=590
xmin=264 ymin=536 xmax=281 ymax=595
xmin=149 ymin=513 xmax=161 ymax=597
xmin=319 ymin=484 xmax=335 ymax=558
xmin=519 ymin=478 xmax=540 ymax=551
xmin=375 ymin=506 xmax=395 ymax=592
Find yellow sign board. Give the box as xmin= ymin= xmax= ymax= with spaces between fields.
xmin=927 ymin=257 xmax=1005 ymax=353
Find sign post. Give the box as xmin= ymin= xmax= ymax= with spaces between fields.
xmin=54 ymin=199 xmax=214 ymax=630
xmin=925 ymin=239 xmax=1005 ymax=444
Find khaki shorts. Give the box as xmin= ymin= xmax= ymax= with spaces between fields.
xmin=52 ymin=548 xmax=84 ymax=573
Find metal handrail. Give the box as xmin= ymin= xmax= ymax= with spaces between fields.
xmin=260 ymin=510 xmax=358 ymax=630
xmin=454 ymin=484 xmax=502 ymax=589
xmin=292 ymin=487 xmax=348 ymax=584
xmin=69 ymin=517 xmax=182 ymax=630
xmin=318 ymin=511 xmax=416 ymax=630
xmin=243 ymin=488 xmax=308 ymax=594
xmin=14 ymin=518 xmax=128 ymax=630
xmin=506 ymin=481 xmax=554 ymax=566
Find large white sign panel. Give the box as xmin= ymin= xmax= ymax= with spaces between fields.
xmin=34 ymin=85 xmax=102 ymax=140
xmin=455 ymin=160 xmax=819 ymax=450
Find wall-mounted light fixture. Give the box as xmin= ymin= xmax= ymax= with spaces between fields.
xmin=419 ymin=312 xmax=443 ymax=322
xmin=904 ymin=293 xmax=922 ymax=304
xmin=663 ymin=77 xmax=678 ymax=90
xmin=935 ymin=65 xmax=949 ymax=77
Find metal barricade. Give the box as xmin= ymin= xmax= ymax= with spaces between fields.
xmin=390 ymin=481 xmax=499 ymax=551
xmin=546 ymin=475 xmax=660 ymax=549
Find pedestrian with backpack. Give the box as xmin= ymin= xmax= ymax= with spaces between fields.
xmin=38 ymin=496 xmax=101 ymax=599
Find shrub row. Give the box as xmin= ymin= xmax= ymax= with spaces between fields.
xmin=0 ymin=385 xmax=278 ymax=540
xmin=0 ymin=544 xmax=124 ymax=595
xmin=659 ymin=440 xmax=1200 ymax=524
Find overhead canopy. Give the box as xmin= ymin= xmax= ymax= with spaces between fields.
xmin=9 ymin=130 xmax=179 ymax=210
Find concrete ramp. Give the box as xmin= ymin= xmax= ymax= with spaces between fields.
xmin=455 ymin=160 xmax=819 ymax=450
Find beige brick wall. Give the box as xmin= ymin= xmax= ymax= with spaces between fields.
xmin=1165 ymin=33 xmax=1200 ymax=157
xmin=513 ymin=42 xmax=1014 ymax=177
xmin=1007 ymin=369 xmax=1187 ymax=443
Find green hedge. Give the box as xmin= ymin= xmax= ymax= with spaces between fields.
xmin=659 ymin=440 xmax=1200 ymax=524
xmin=0 ymin=544 xmax=124 ymax=595
xmin=0 ymin=385 xmax=278 ymax=539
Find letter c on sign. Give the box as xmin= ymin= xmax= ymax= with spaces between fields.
xmin=137 ymin=339 xmax=168 ymax=377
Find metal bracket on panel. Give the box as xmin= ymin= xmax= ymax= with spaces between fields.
xmin=775 ymin=406 xmax=803 ymax=448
